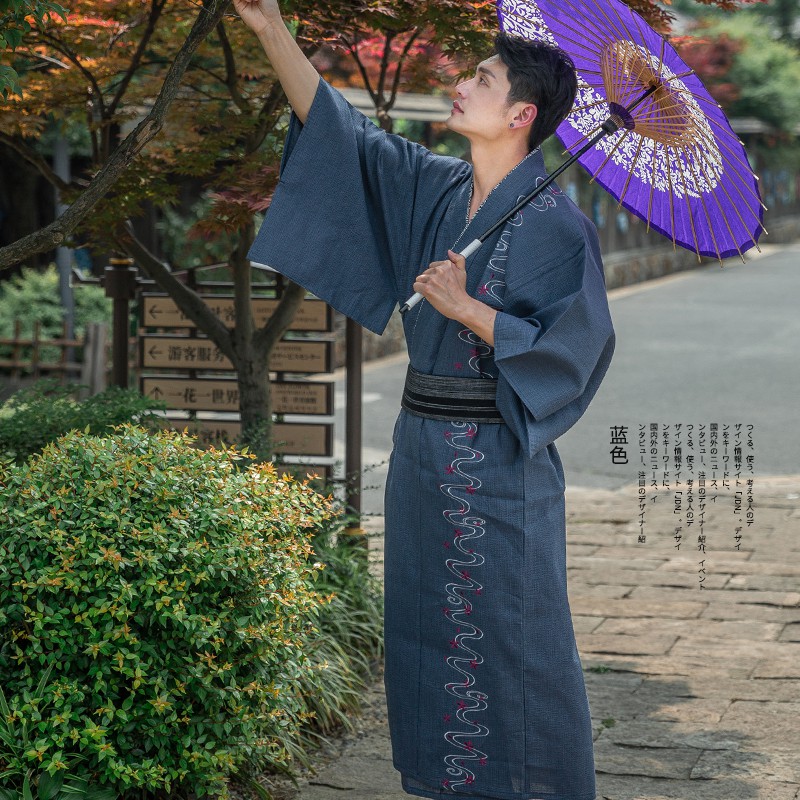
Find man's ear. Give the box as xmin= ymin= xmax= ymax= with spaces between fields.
xmin=514 ymin=103 xmax=538 ymax=130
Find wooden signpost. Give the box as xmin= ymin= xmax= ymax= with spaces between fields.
xmin=165 ymin=419 xmax=332 ymax=457
xmin=139 ymin=336 xmax=333 ymax=373
xmin=141 ymin=377 xmax=333 ymax=415
xmin=138 ymin=285 xmax=335 ymax=477
xmin=141 ymin=294 xmax=332 ymax=332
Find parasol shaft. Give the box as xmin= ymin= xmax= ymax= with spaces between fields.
xmin=400 ymin=86 xmax=657 ymax=314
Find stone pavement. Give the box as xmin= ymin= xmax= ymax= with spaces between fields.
xmin=256 ymin=475 xmax=800 ymax=800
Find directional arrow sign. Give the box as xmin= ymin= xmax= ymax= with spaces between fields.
xmin=141 ymin=295 xmax=332 ymax=332
xmin=165 ymin=418 xmax=333 ymax=457
xmin=140 ymin=377 xmax=333 ymax=415
xmin=139 ymin=336 xmax=333 ymax=374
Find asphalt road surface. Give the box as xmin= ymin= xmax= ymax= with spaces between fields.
xmin=330 ymin=242 xmax=800 ymax=515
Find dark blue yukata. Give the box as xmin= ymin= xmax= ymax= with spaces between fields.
xmin=247 ymin=75 xmax=615 ymax=800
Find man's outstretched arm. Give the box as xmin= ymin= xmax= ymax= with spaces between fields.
xmin=233 ymin=0 xmax=319 ymax=124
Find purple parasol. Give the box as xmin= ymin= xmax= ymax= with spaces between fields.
xmin=497 ymin=0 xmax=766 ymax=261
xmin=399 ymin=0 xmax=765 ymax=313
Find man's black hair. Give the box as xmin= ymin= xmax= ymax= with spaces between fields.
xmin=490 ymin=31 xmax=578 ymax=152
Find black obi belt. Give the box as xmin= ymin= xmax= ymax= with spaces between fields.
xmin=401 ymin=365 xmax=504 ymax=423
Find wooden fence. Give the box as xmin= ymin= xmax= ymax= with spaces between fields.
xmin=0 ymin=321 xmax=120 ymax=400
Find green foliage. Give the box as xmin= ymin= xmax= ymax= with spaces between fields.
xmin=0 ymin=0 xmax=68 ymax=98
xmin=0 ymin=379 xmax=166 ymax=463
xmin=0 ymin=663 xmax=116 ymax=800
xmin=0 ymin=424 xmax=335 ymax=799
xmin=229 ymin=502 xmax=384 ymax=796
xmin=700 ymin=13 xmax=800 ymax=134
xmin=287 ymin=513 xmax=383 ymax=763
xmin=155 ymin=194 xmax=262 ymax=271
xmin=0 ymin=264 xmax=111 ymax=367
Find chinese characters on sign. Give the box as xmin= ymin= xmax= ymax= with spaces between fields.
xmin=138 ymin=286 xmax=336 ymax=477
xmin=609 ymin=423 xmax=755 ymax=589
xmin=141 ymin=295 xmax=332 ymax=331
xmin=140 ymin=336 xmax=333 ymax=373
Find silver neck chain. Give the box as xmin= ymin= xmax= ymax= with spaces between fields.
xmin=454 ymin=147 xmax=540 ymax=251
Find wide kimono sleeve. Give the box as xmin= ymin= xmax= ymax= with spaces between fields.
xmin=246 ymin=74 xmax=468 ymax=335
xmin=492 ymin=207 xmax=616 ymax=459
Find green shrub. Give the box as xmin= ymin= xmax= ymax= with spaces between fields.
xmin=0 ymin=264 xmax=111 ymax=367
xmin=0 ymin=424 xmax=335 ymax=799
xmin=0 ymin=379 xmax=166 ymax=463
xmin=283 ymin=512 xmax=383 ymax=766
xmin=0 ymin=662 xmax=116 ymax=800
xmin=230 ymin=505 xmax=384 ymax=797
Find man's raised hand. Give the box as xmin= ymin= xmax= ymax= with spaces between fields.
xmin=231 ymin=0 xmax=318 ymax=123
xmin=233 ymin=0 xmax=282 ymax=36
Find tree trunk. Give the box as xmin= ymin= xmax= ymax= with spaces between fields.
xmin=377 ymin=104 xmax=394 ymax=132
xmin=230 ymin=217 xmax=268 ymax=460
xmin=237 ymin=350 xmax=272 ymax=463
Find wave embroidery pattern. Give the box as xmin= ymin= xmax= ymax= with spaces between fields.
xmin=482 ymin=225 xmax=513 ymax=306
xmin=475 ymin=184 xmax=559 ymax=324
xmin=459 ymin=212 xmax=521 ymax=377
xmin=440 ymin=422 xmax=489 ymax=790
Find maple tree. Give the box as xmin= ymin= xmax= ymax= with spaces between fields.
xmin=0 ymin=0 xmax=766 ymax=455
xmin=296 ymin=0 xmax=496 ymax=131
xmin=674 ymin=30 xmax=742 ymax=109
xmin=0 ymin=0 xmax=67 ymax=97
xmin=0 ymin=0 xmax=500 ymax=455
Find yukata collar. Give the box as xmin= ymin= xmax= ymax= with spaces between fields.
xmin=458 ymin=147 xmax=548 ymax=298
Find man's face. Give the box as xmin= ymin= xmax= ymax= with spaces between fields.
xmin=446 ymin=54 xmax=526 ymax=142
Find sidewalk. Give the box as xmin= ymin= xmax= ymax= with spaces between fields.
xmin=254 ymin=475 xmax=800 ymax=800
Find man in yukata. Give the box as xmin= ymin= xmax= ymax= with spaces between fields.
xmin=236 ymin=1 xmax=616 ymax=798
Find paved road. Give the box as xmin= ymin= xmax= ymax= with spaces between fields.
xmin=330 ymin=242 xmax=800 ymax=514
